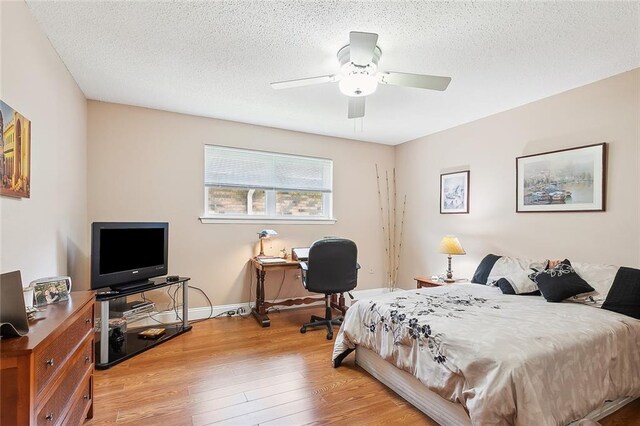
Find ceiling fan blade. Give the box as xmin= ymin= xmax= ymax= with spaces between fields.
xmin=348 ymin=97 xmax=366 ymax=119
xmin=270 ymin=74 xmax=338 ymax=90
xmin=379 ymin=72 xmax=452 ymax=91
xmin=349 ymin=31 xmax=378 ymax=65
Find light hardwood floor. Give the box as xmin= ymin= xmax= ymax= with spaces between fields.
xmin=87 ymin=307 xmax=640 ymax=425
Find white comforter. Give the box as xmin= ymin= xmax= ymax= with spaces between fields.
xmin=332 ymin=284 xmax=640 ymax=425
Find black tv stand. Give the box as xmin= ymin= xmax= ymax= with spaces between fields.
xmin=111 ymin=279 xmax=155 ymax=292
xmin=95 ymin=277 xmax=191 ymax=369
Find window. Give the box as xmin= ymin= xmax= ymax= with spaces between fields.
xmin=203 ymin=145 xmax=333 ymax=221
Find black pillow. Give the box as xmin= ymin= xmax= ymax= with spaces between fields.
xmin=528 ymin=259 xmax=562 ymax=283
xmin=528 ymin=259 xmax=567 ymax=284
xmin=472 ymin=254 xmax=501 ymax=284
xmin=534 ymin=259 xmax=595 ymax=303
xmin=495 ymin=277 xmax=516 ymax=294
xmin=602 ymin=267 xmax=640 ymax=319
xmin=495 ymin=277 xmax=541 ymax=296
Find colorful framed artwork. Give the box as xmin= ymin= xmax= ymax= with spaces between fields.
xmin=0 ymin=100 xmax=31 ymax=198
xmin=440 ymin=170 xmax=469 ymax=214
xmin=516 ymin=143 xmax=606 ymax=212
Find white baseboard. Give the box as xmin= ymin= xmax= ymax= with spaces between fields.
xmin=123 ymin=287 xmax=394 ymax=328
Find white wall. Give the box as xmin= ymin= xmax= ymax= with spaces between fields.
xmin=0 ymin=1 xmax=88 ymax=286
xmin=87 ymin=101 xmax=394 ymax=305
xmin=396 ymin=69 xmax=640 ymax=288
xmin=11 ymin=0 xmax=634 ymax=301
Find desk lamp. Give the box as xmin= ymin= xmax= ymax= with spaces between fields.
xmin=257 ymin=229 xmax=278 ymax=258
xmin=438 ymin=235 xmax=466 ymax=282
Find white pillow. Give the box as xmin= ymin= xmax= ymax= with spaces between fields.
xmin=487 ymin=257 xmax=547 ymax=284
xmin=571 ymin=262 xmax=619 ymax=306
xmin=499 ymin=269 xmax=539 ymax=294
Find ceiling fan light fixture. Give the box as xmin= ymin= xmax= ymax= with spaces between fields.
xmin=338 ymin=74 xmax=378 ymax=97
xmin=338 ymin=63 xmax=378 ymax=97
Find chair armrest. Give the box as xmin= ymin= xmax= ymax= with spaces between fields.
xmin=299 ymin=261 xmax=308 ymax=289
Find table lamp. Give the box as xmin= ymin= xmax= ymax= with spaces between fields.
xmin=438 ymin=235 xmax=466 ymax=283
xmin=257 ymin=229 xmax=278 ymax=258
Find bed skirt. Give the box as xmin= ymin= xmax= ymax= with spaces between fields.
xmin=354 ymin=346 xmax=637 ymax=425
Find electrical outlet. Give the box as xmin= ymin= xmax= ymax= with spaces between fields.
xmin=237 ymin=307 xmax=246 ymax=315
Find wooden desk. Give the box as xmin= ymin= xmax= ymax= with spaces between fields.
xmin=414 ymin=276 xmax=469 ymax=288
xmin=250 ymin=258 xmax=347 ymax=327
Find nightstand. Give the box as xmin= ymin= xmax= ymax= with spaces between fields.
xmin=414 ymin=276 xmax=469 ymax=288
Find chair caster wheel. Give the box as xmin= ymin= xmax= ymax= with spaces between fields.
xmin=300 ymin=326 xmax=306 ymax=334
xmin=327 ymin=333 xmax=333 ymax=340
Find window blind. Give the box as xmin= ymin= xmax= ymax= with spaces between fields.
xmin=204 ymin=145 xmax=332 ymax=192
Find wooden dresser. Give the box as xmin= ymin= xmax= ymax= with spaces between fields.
xmin=0 ymin=291 xmax=95 ymax=425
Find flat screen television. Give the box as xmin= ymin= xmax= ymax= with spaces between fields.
xmin=91 ymin=222 xmax=168 ymax=290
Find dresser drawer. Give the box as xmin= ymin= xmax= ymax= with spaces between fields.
xmin=34 ymin=302 xmax=94 ymax=395
xmin=61 ymin=375 xmax=92 ymax=426
xmin=35 ymin=337 xmax=93 ymax=426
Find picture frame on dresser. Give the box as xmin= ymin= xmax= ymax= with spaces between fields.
xmin=440 ymin=170 xmax=469 ymax=214
xmin=31 ymin=276 xmax=71 ymax=307
xmin=516 ymin=143 xmax=606 ymax=212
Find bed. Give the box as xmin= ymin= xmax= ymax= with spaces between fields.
xmin=332 ymin=283 xmax=640 ymax=425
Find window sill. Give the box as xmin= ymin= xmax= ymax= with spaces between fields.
xmin=199 ymin=217 xmax=337 ymax=225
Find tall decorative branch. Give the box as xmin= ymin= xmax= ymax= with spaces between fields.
xmin=375 ymin=164 xmax=390 ymax=287
xmin=392 ymin=169 xmax=397 ymax=285
xmin=393 ymin=194 xmax=407 ymax=286
xmin=376 ymin=164 xmax=407 ymax=292
xmin=385 ymin=171 xmax=392 ymax=287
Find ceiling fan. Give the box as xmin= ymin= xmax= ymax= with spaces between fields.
xmin=270 ymin=31 xmax=452 ymax=119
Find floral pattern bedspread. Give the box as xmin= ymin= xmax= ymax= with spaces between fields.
xmin=332 ymin=284 xmax=640 ymax=425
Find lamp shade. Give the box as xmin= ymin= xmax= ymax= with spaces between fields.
xmin=438 ymin=236 xmax=466 ymax=255
xmin=258 ymin=229 xmax=278 ymax=239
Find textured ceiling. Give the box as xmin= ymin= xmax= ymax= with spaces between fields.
xmin=27 ymin=1 xmax=640 ymax=145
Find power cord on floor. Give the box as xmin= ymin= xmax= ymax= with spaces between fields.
xmin=142 ymin=284 xmax=184 ymax=325
xmin=184 ymin=284 xmax=215 ymax=323
xmin=168 ymin=284 xmax=180 ymax=320
xmin=132 ymin=283 xmax=216 ymax=325
xmin=133 ymin=281 xmax=256 ymax=324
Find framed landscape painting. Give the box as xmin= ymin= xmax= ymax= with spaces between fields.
xmin=440 ymin=170 xmax=469 ymax=214
xmin=516 ymin=143 xmax=606 ymax=212
xmin=0 ymin=100 xmax=31 ymax=198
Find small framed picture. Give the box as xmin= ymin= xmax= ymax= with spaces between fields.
xmin=32 ymin=277 xmax=71 ymax=307
xmin=516 ymin=143 xmax=606 ymax=212
xmin=440 ymin=171 xmax=470 ymax=214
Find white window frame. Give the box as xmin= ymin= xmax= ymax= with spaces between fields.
xmin=200 ymin=145 xmax=335 ymax=224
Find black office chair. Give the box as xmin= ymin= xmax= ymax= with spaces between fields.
xmin=299 ymin=238 xmax=359 ymax=340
